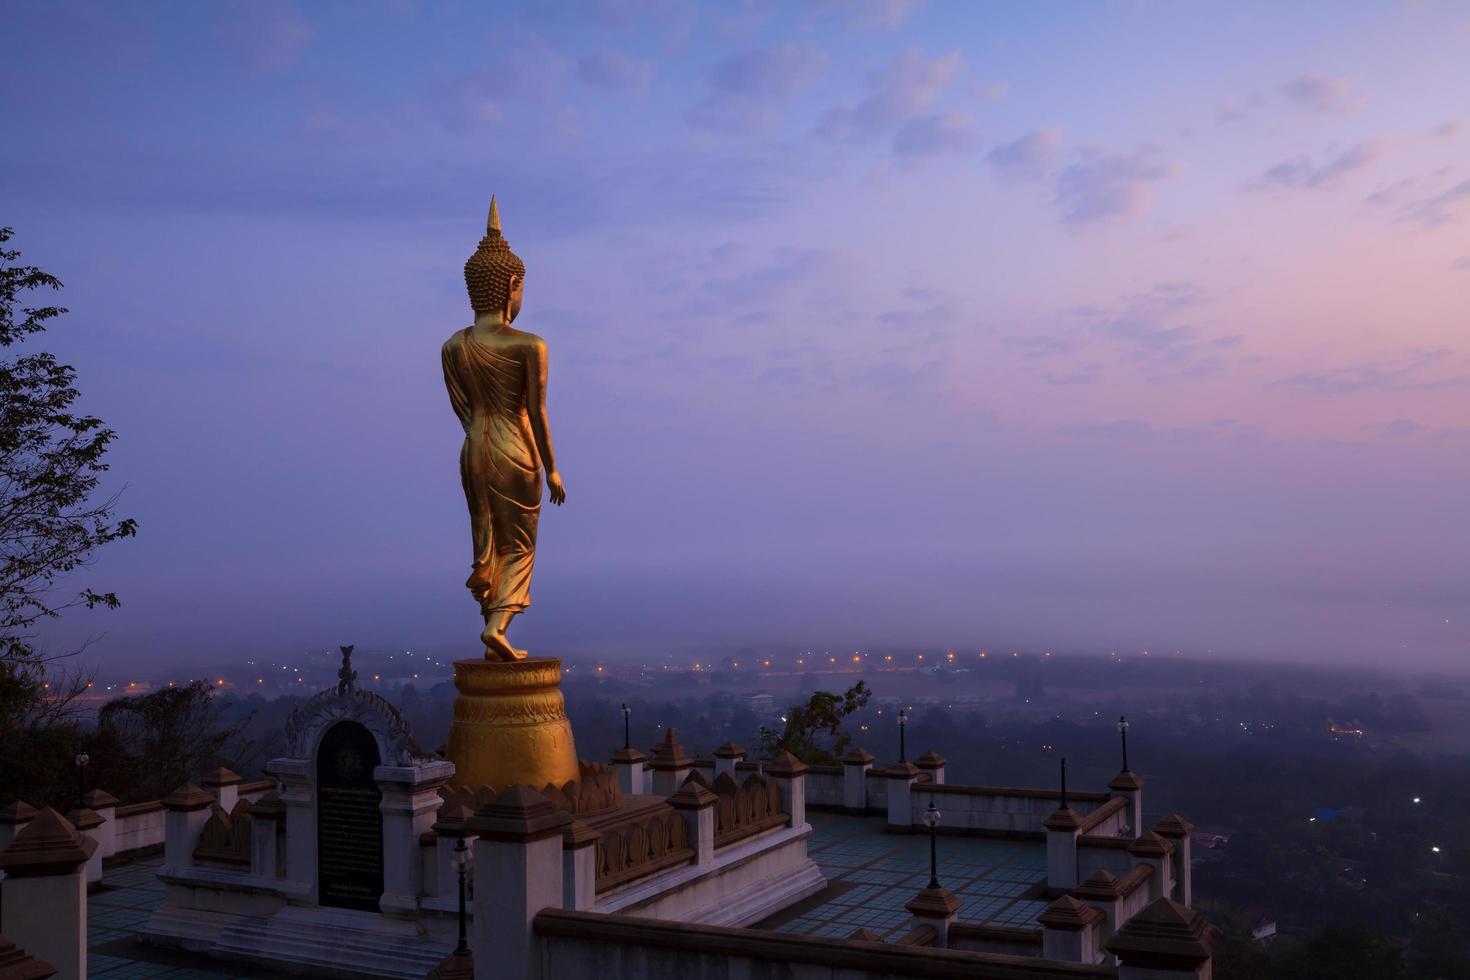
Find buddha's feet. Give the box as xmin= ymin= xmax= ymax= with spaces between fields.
xmin=481 ymin=625 xmax=527 ymax=662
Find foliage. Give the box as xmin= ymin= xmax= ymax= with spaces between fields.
xmin=1 ymin=225 xmax=137 ymax=660
xmin=92 ymin=680 xmax=254 ymax=804
xmin=0 ymin=225 xmax=135 ymax=806
xmin=764 ymin=681 xmax=871 ymax=765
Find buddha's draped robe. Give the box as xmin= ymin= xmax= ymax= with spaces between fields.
xmin=442 ymin=328 xmax=542 ymax=613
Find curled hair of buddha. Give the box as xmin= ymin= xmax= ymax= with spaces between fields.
xmin=464 ymin=196 xmax=526 ymax=314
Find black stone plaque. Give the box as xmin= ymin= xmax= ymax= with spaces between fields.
xmin=316 ymin=720 xmax=384 ymax=911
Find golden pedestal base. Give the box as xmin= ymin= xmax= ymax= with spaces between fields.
xmin=446 ymin=657 xmax=579 ymax=791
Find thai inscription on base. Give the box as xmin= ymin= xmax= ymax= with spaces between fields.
xmin=315 ymin=720 xmax=384 ymax=911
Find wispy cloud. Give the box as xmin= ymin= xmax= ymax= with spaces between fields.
xmin=818 ymin=47 xmax=963 ymax=142
xmin=892 ymin=112 xmax=979 ymax=164
xmin=1277 ymin=349 xmax=1470 ymax=394
xmin=1247 ymin=141 xmax=1382 ymax=191
xmin=1280 ymin=72 xmax=1361 ymax=113
xmin=987 ymin=128 xmax=1061 ymax=183
xmin=1215 ymin=92 xmax=1264 ymax=124
xmin=578 ymin=48 xmax=652 ymax=93
xmin=218 ymin=0 xmax=313 ymax=73
xmin=1054 ymin=145 xmax=1177 ymax=226
xmin=687 ymin=44 xmax=830 ymax=132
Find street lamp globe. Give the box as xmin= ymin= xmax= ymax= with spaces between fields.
xmin=923 ymin=801 xmax=941 ymax=830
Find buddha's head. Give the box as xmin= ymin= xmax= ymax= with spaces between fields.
xmin=464 ymin=196 xmax=526 ymax=321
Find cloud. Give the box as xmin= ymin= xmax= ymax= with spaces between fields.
xmin=1368 ymin=169 xmax=1470 ymax=227
xmin=1280 ymin=73 xmax=1360 ymax=113
xmin=1053 ymin=146 xmax=1177 ymax=226
xmin=1452 ymin=257 xmax=1470 ymax=271
xmin=1431 ymin=120 xmax=1464 ymax=139
xmin=1248 ymin=141 xmax=1382 ymax=191
xmin=218 ymin=0 xmax=313 ymax=73
xmin=1040 ymin=364 xmax=1102 ymax=386
xmin=1370 ymin=419 xmax=1428 ymax=439
xmin=818 ymin=47 xmax=962 ymax=141
xmin=808 ymin=0 xmax=922 ymax=30
xmin=687 ymin=44 xmax=829 ymax=132
xmin=1402 ymin=179 xmax=1470 ymax=227
xmin=1215 ymin=93 xmax=1264 ymax=124
xmin=987 ymin=128 xmax=1061 ymax=183
xmin=578 ymin=48 xmax=652 ymax=93
xmin=1277 ymin=349 xmax=1470 ymax=394
xmin=892 ymin=112 xmax=979 ymax=164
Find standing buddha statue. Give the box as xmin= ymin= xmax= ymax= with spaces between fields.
xmin=442 ymin=197 xmax=567 ymax=661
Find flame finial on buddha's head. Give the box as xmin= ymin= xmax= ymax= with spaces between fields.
xmin=463 ymin=195 xmax=525 ymax=315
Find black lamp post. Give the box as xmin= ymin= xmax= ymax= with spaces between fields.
xmin=897 ymin=708 xmax=908 ymax=763
xmin=923 ymin=801 xmax=942 ymax=888
xmin=1117 ymin=715 xmax=1130 ymax=772
xmin=75 ymin=748 xmax=90 ymax=811
xmin=1059 ymin=757 xmax=1068 ymax=811
xmin=621 ymin=703 xmax=631 ymax=750
xmin=453 ymin=836 xmax=472 ymax=956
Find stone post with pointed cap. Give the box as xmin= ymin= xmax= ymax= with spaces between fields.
xmin=712 ymin=740 xmax=746 ymax=781
xmin=648 ymin=729 xmax=693 ymax=797
xmin=765 ymin=751 xmax=808 ymax=828
xmin=1128 ymin=831 xmax=1174 ymax=902
xmin=0 ymin=807 xmax=95 ymax=979
xmin=64 ymin=804 xmax=104 ymax=884
xmin=1076 ymin=869 xmax=1125 ymax=962
xmin=202 ymin=766 xmax=242 ymax=812
xmin=610 ymin=744 xmax=647 ymax=797
xmin=1104 ymin=896 xmax=1219 ymax=980
xmin=0 ymin=936 xmax=57 ymax=980
xmin=904 ymin=880 xmax=962 ymax=947
xmin=561 ymin=819 xmax=602 ymax=909
xmin=1110 ymin=769 xmax=1144 ymax=839
xmin=248 ymin=791 xmax=286 ymax=880
xmin=1153 ymin=813 xmax=1195 ymax=905
xmin=0 ymin=802 xmax=36 ymax=855
xmin=162 ymin=783 xmax=215 ymax=872
xmin=1043 ymin=805 xmax=1083 ymax=892
xmin=915 ymin=750 xmax=946 ymax=785
xmin=668 ymin=779 xmax=719 ymax=865
xmin=841 ymin=747 xmax=874 ymax=813
xmin=466 ymin=785 xmax=571 ymax=980
xmin=81 ymin=789 xmax=119 ymax=862
xmin=884 ymin=760 xmax=920 ymax=831
xmin=1040 ymin=894 xmax=1106 ymax=963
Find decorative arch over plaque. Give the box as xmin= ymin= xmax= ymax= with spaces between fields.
xmin=284 ymin=686 xmax=422 ymax=769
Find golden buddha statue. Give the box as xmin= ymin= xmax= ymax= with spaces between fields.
xmin=443 ymin=197 xmax=566 ymax=661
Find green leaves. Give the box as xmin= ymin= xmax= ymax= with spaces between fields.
xmin=770 ymin=680 xmax=873 ymax=765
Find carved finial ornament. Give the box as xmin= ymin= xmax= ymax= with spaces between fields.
xmin=337 ymin=644 xmax=357 ymax=694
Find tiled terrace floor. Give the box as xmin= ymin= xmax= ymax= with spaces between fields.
xmin=758 ymin=812 xmax=1050 ymax=941
xmin=86 ymin=856 xmax=291 ymax=979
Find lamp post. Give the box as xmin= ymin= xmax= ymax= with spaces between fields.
xmin=1117 ymin=715 xmax=1130 ymax=772
xmin=452 ymin=836 xmax=472 ymax=957
xmin=897 ymin=708 xmax=907 ymax=764
xmin=923 ymin=801 xmax=942 ymax=888
xmin=75 ymin=748 xmax=90 ymax=811
xmin=1059 ymin=757 xmax=1068 ymax=811
xmin=621 ymin=703 xmax=631 ymax=750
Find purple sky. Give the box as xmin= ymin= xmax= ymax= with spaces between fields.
xmin=6 ymin=1 xmax=1468 ymax=673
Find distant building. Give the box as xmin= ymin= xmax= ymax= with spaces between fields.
xmin=747 ymin=692 xmax=776 ymax=715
